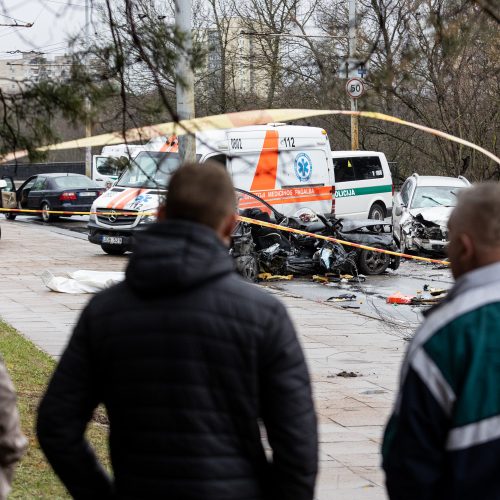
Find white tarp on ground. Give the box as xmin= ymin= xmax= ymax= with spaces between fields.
xmin=42 ymin=270 xmax=125 ymax=294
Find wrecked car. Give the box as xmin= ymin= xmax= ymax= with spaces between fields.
xmin=231 ymin=189 xmax=400 ymax=281
xmin=392 ymin=174 xmax=470 ymax=254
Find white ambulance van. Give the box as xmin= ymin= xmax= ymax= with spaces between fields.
xmin=331 ymin=150 xmax=393 ymax=220
xmin=92 ymin=144 xmax=147 ymax=187
xmin=88 ymin=124 xmax=335 ymax=254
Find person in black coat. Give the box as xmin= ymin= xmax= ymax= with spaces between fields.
xmin=37 ymin=162 xmax=318 ymax=500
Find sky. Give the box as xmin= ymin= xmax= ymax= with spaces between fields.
xmin=0 ymin=0 xmax=87 ymax=59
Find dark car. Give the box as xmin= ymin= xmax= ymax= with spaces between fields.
xmin=1 ymin=173 xmax=104 ymax=223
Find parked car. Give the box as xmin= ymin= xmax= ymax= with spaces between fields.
xmin=392 ymin=173 xmax=470 ymax=254
xmin=0 ymin=174 xmax=104 ymax=223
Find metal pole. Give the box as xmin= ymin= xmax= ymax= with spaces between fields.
xmin=85 ymin=0 xmax=92 ymax=177
xmin=348 ymin=0 xmax=359 ymax=150
xmin=175 ymin=0 xmax=196 ymax=163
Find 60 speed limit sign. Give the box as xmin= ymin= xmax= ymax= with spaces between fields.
xmin=346 ymin=78 xmax=365 ymax=99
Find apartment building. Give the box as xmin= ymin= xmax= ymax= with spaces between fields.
xmin=0 ymin=53 xmax=71 ymax=93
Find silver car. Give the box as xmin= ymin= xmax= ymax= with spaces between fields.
xmin=392 ymin=173 xmax=470 ymax=254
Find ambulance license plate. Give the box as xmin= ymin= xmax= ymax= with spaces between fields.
xmin=102 ymin=236 xmax=123 ymax=245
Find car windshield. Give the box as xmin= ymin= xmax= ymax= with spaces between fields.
xmin=117 ymin=152 xmax=180 ymax=188
xmin=411 ymin=186 xmax=464 ymax=209
xmin=53 ymin=176 xmax=97 ymax=189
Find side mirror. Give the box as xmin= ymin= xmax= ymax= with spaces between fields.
xmin=0 ymin=179 xmax=7 ymax=189
xmin=394 ymin=205 xmax=403 ymax=217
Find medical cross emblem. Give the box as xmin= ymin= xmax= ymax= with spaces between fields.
xmin=294 ymin=153 xmax=313 ymax=182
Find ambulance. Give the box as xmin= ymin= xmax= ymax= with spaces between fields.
xmin=88 ymin=123 xmax=335 ymax=254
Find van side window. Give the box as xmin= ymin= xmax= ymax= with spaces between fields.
xmin=333 ymin=158 xmax=355 ymax=183
xmin=354 ymin=157 xmax=384 ymax=180
xmin=206 ymin=154 xmax=228 ymax=169
xmin=97 ymin=157 xmax=128 ymax=177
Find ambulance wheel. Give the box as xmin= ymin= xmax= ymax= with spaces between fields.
xmin=368 ymin=203 xmax=386 ymax=221
xmin=5 ymin=212 xmax=16 ymax=220
xmin=101 ymin=243 xmax=127 ymax=255
xmin=357 ymin=246 xmax=390 ymax=275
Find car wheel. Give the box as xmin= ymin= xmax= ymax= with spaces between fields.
xmin=357 ymin=245 xmax=390 ymax=275
xmin=234 ymin=255 xmax=259 ymax=282
xmin=5 ymin=211 xmax=16 ymax=220
xmin=41 ymin=202 xmax=57 ymax=223
xmin=368 ymin=203 xmax=386 ymax=221
xmin=101 ymin=243 xmax=127 ymax=255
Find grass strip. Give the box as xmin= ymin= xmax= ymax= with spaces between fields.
xmin=0 ymin=320 xmax=109 ymax=499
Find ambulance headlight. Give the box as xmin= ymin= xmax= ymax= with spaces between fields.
xmin=139 ymin=212 xmax=157 ymax=224
xmin=89 ymin=202 xmax=97 ymax=222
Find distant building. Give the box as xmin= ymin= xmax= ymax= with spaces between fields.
xmin=0 ymin=53 xmax=72 ymax=93
xmin=199 ymin=18 xmax=267 ymax=99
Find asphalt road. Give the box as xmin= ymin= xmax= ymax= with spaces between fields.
xmin=11 ymin=214 xmax=455 ymax=339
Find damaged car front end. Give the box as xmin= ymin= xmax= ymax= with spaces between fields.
xmin=400 ymin=207 xmax=451 ymax=254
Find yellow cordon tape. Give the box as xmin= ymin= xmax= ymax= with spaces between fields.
xmin=0 ymin=207 xmax=145 ymax=217
xmin=1 ymin=108 xmax=499 ymax=165
xmin=0 ymin=207 xmax=450 ymax=266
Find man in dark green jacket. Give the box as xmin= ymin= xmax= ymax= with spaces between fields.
xmin=383 ymin=182 xmax=500 ymax=500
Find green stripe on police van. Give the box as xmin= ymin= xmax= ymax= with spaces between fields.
xmin=334 ymin=185 xmax=392 ymax=198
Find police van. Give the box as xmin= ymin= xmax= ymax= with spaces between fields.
xmin=331 ymin=150 xmax=393 ymax=220
xmin=88 ymin=124 xmax=335 ymax=254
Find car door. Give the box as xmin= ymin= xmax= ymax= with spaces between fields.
xmin=393 ymin=179 xmax=413 ymax=240
xmin=27 ymin=176 xmax=47 ymax=209
xmin=17 ymin=176 xmax=37 ymax=209
xmin=0 ymin=176 xmax=17 ymax=210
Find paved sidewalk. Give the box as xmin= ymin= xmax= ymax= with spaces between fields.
xmin=0 ymin=219 xmax=407 ymax=499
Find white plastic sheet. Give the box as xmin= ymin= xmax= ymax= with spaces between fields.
xmin=42 ymin=270 xmax=125 ymax=294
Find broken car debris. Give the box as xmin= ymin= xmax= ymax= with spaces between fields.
xmin=387 ymin=285 xmax=448 ymax=306
xmin=231 ymin=189 xmax=400 ymax=281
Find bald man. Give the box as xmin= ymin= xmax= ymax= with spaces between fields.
xmin=382 ymin=182 xmax=500 ymax=500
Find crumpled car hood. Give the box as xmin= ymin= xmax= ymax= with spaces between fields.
xmin=409 ymin=206 xmax=453 ymax=228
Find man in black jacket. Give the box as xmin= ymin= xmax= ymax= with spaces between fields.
xmin=37 ymin=162 xmax=318 ymax=500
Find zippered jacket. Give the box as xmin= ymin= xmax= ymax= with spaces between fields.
xmin=37 ymin=220 xmax=318 ymax=500
xmin=382 ymin=261 xmax=500 ymax=500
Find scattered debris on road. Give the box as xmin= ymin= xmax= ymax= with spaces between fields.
xmin=335 ymin=371 xmax=359 ymax=378
xmin=327 ymin=293 xmax=357 ymax=302
xmin=257 ymin=273 xmax=293 ymax=281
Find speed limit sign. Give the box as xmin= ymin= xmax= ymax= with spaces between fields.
xmin=346 ymin=78 xmax=365 ymax=99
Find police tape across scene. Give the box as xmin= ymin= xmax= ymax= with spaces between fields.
xmin=0 ymin=206 xmax=450 ymax=267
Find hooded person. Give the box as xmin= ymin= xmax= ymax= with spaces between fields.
xmin=37 ymin=161 xmax=318 ymax=500
xmin=383 ymin=182 xmax=500 ymax=500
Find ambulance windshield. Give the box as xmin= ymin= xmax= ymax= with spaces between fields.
xmin=117 ymin=152 xmax=180 ymax=188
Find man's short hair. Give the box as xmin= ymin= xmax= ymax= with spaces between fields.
xmin=164 ymin=161 xmax=236 ymax=230
xmin=455 ymin=182 xmax=500 ymax=248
